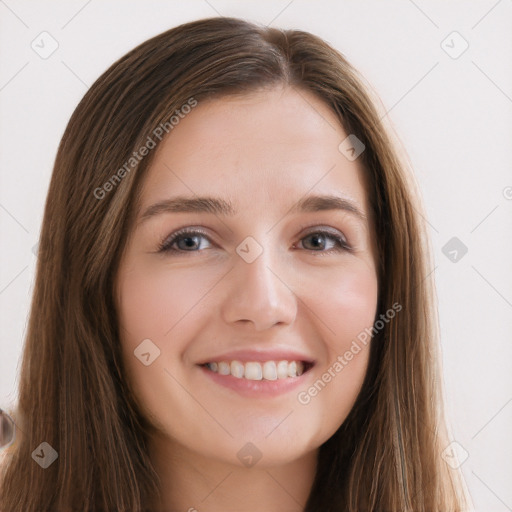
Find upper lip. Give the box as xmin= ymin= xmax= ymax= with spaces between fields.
xmin=197 ymin=348 xmax=316 ymax=365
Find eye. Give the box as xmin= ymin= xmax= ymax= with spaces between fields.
xmin=295 ymin=228 xmax=352 ymax=254
xmin=157 ymin=228 xmax=213 ymax=254
xmin=157 ymin=226 xmax=352 ymax=255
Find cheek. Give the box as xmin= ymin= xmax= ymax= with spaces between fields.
xmin=309 ymin=262 xmax=379 ymax=346
xmin=117 ymin=261 xmax=216 ymax=349
xmin=295 ymin=262 xmax=378 ymax=427
xmin=116 ymin=262 xmax=215 ymax=405
xmin=116 ymin=262 xmax=218 ymax=430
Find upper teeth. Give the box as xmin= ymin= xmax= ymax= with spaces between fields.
xmin=206 ymin=360 xmax=305 ymax=380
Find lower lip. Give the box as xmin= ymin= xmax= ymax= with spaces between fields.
xmin=198 ymin=364 xmax=313 ymax=398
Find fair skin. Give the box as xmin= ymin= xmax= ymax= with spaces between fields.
xmin=115 ymin=86 xmax=379 ymax=512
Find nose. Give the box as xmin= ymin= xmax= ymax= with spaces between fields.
xmin=220 ymin=244 xmax=297 ymax=331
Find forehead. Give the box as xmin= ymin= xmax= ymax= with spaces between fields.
xmin=137 ymin=86 xmax=370 ymax=220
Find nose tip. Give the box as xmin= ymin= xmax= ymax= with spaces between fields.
xmin=220 ymin=249 xmax=297 ymax=331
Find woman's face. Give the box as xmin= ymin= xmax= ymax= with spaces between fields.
xmin=115 ymin=86 xmax=379 ymax=467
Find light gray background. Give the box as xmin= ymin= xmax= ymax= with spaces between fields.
xmin=1 ymin=1 xmax=511 ymax=510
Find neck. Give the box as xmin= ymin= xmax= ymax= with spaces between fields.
xmin=148 ymin=433 xmax=318 ymax=512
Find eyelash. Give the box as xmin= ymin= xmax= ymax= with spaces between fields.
xmin=156 ymin=225 xmax=353 ymax=255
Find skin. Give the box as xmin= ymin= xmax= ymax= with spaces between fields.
xmin=115 ymin=86 xmax=379 ymax=512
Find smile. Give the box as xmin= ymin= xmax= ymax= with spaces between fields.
xmin=198 ymin=358 xmax=315 ymax=398
xmin=203 ymin=360 xmax=313 ymax=380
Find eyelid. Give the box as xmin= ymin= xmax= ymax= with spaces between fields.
xmin=296 ymin=222 xmax=347 ymax=240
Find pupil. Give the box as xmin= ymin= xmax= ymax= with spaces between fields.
xmin=309 ymin=234 xmax=324 ymax=249
xmin=181 ymin=236 xmax=198 ymax=249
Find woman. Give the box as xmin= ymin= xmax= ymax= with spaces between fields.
xmin=0 ymin=16 xmax=472 ymax=511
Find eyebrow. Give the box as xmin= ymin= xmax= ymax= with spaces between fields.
xmin=137 ymin=194 xmax=367 ymax=226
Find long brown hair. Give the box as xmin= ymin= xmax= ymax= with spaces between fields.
xmin=1 ymin=17 xmax=471 ymax=511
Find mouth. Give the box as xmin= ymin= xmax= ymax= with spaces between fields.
xmin=200 ymin=359 xmax=315 ymax=380
xmin=197 ymin=357 xmax=315 ymax=398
